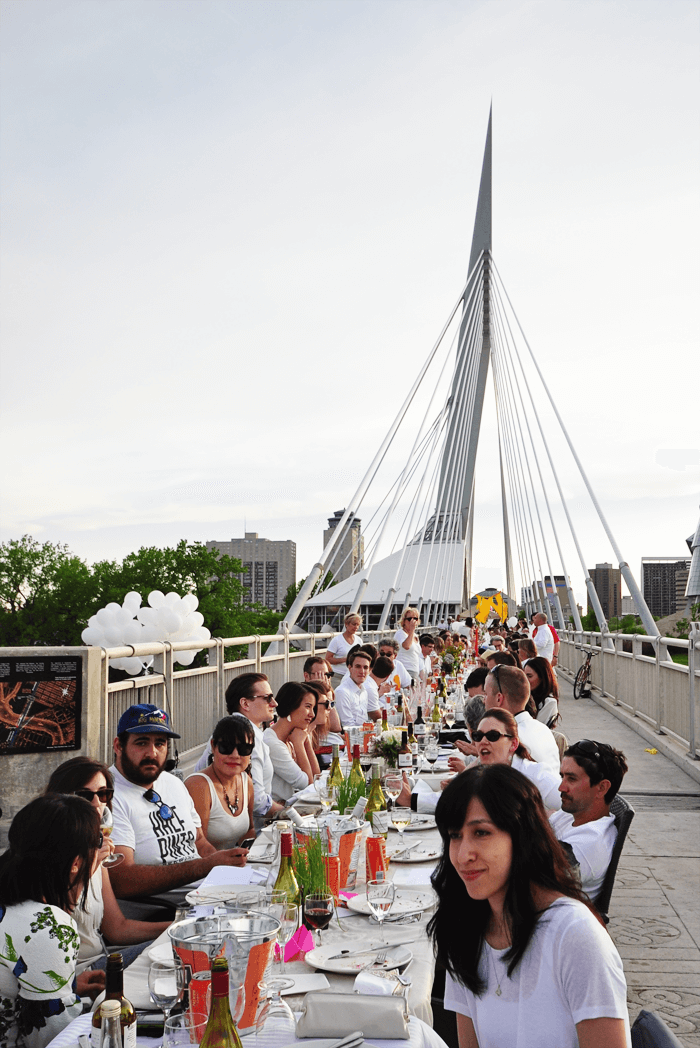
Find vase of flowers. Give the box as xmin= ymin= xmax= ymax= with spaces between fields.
xmin=369 ymin=727 xmax=403 ymax=769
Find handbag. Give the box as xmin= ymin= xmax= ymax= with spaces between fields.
xmin=295 ymin=991 xmax=411 ymax=1040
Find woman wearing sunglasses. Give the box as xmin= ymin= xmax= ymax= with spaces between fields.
xmin=394 ymin=606 xmax=423 ymax=681
xmin=463 ymin=710 xmax=562 ymax=811
xmin=185 ymin=716 xmax=255 ymax=850
xmin=44 ymin=757 xmax=171 ymax=991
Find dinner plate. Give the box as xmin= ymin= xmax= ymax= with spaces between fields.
xmin=346 ymin=888 xmax=435 ymax=916
xmin=148 ymin=942 xmax=176 ymax=964
xmin=389 ymin=847 xmax=441 ymax=863
xmin=387 ymin=814 xmax=436 ymax=832
xmin=304 ymin=941 xmax=413 ymax=974
xmin=184 ymin=885 xmax=263 ymax=906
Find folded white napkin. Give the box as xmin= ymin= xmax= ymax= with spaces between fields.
xmin=353 ymin=970 xmax=398 ymax=996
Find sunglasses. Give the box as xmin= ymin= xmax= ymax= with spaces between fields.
xmin=143 ymin=787 xmax=173 ymax=820
xmin=568 ymin=739 xmax=609 ymax=766
xmin=255 ymin=694 xmax=276 ymax=703
xmin=471 ymin=729 xmax=514 ymax=743
xmin=316 ymin=701 xmax=331 ymax=709
xmin=406 ymin=616 xmax=419 ymax=621
xmin=215 ymin=739 xmax=254 ymax=757
xmin=75 ymin=788 xmax=114 ymax=803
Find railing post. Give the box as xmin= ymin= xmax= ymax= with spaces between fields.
xmin=689 ymin=624 xmax=698 ymax=761
xmin=283 ymin=627 xmax=290 ymax=681
xmin=101 ymin=648 xmax=111 ymax=765
xmin=654 ymin=635 xmax=664 ymax=734
xmin=215 ymin=638 xmax=225 ymax=721
xmin=601 ymin=631 xmax=607 ymax=696
xmin=254 ymin=636 xmax=262 ymax=672
xmin=613 ymin=632 xmax=619 ymax=706
xmin=632 ymin=635 xmax=639 ymax=718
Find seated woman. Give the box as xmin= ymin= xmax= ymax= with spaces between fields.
xmin=45 ymin=757 xmax=171 ymax=984
xmin=305 ymin=679 xmax=343 ymax=769
xmin=429 ymin=765 xmax=630 ymax=1048
xmin=523 ymin=656 xmax=560 ymax=727
xmin=0 ymin=794 xmax=101 ymax=1048
xmin=264 ymin=682 xmax=320 ymax=802
xmin=185 ymin=716 xmax=255 ymax=848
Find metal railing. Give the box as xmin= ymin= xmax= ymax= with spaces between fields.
xmin=558 ymin=626 xmax=700 ymax=760
xmin=101 ymin=629 xmax=393 ymax=765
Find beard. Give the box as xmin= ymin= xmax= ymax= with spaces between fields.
xmin=119 ymin=745 xmax=166 ymax=786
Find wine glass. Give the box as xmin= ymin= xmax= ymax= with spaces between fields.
xmin=163 ymin=1013 xmax=207 ymax=1048
xmin=313 ymin=775 xmax=333 ymax=811
xmin=255 ymin=979 xmax=296 ymax=1048
xmin=382 ymin=772 xmax=402 ymax=811
xmin=275 ymin=901 xmax=299 ymax=978
xmin=148 ymin=959 xmax=185 ymax=1026
xmin=391 ymin=807 xmax=411 ymax=843
xmin=444 ymin=705 xmax=456 ymax=729
xmin=425 ymin=740 xmax=439 ymax=768
xmin=100 ymin=806 xmax=124 ymax=869
xmin=304 ymin=891 xmax=334 ymax=948
xmin=229 ymin=978 xmax=245 ymax=1028
xmin=366 ymin=879 xmax=395 ymax=941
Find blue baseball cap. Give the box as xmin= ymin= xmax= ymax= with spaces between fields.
xmin=117 ymin=703 xmax=181 ymax=738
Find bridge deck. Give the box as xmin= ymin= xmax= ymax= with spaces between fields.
xmin=556 ymin=676 xmax=700 ymax=1046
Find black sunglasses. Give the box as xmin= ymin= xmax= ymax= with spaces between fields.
xmin=316 ymin=701 xmax=331 ymax=710
xmin=75 ymin=787 xmax=114 ymax=803
xmin=568 ymin=739 xmax=610 ymax=766
xmin=489 ymin=666 xmax=502 ymax=688
xmin=215 ymin=739 xmax=254 ymax=757
xmin=471 ymin=729 xmax=514 ymax=743
xmin=143 ymin=788 xmax=173 ymax=820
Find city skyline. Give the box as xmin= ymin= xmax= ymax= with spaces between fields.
xmin=1 ymin=1 xmax=698 ymax=610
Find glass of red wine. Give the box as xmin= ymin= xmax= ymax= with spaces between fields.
xmin=304 ymin=891 xmax=334 ymax=948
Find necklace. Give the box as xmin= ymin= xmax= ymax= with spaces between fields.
xmin=211 ymin=767 xmax=240 ymax=816
xmin=488 ymin=945 xmax=506 ymax=997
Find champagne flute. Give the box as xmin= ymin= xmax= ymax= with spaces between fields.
xmin=100 ymin=806 xmax=124 ymax=869
xmin=149 ymin=959 xmax=185 ymax=1027
xmin=304 ymin=891 xmax=333 ymax=948
xmin=366 ymin=879 xmax=395 ymax=941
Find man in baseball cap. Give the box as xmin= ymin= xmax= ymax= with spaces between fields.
xmin=108 ymin=703 xmax=250 ymax=904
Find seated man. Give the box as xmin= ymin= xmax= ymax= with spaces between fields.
xmin=377 ymin=639 xmax=412 ymax=688
xmin=465 ymin=667 xmax=488 ymax=697
xmin=109 ymin=704 xmax=250 ymax=900
xmin=550 ymin=739 xmax=628 ymax=900
xmin=334 ymin=649 xmax=380 ymax=726
xmin=419 ymin=634 xmax=435 ymax=678
xmin=484 ymin=665 xmax=561 ymax=774
xmin=364 ymin=654 xmax=393 ymax=712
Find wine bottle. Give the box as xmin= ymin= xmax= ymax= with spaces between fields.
xmin=98 ymin=1000 xmax=123 ymax=1048
xmin=365 ymin=762 xmax=387 ymax=834
xmin=395 ymin=694 xmax=404 ymax=726
xmin=397 ymin=730 xmax=412 ymax=770
xmin=380 ymin=708 xmax=389 ymax=732
xmin=414 ymin=705 xmax=426 ymax=742
xmin=431 ymin=696 xmax=442 ymax=724
xmin=348 ymin=745 xmax=365 ymax=790
xmin=327 ymin=744 xmax=344 ymax=791
xmin=406 ymin=721 xmax=419 ymax=768
xmin=199 ymin=957 xmax=242 ymax=1048
xmin=91 ymin=954 xmax=137 ymax=1048
xmin=273 ymin=831 xmax=300 ymax=905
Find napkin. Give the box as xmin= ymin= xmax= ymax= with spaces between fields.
xmin=284 ymin=925 xmax=315 ymax=961
xmin=198 ymin=865 xmax=268 ymax=889
xmin=353 ymin=971 xmax=399 ymax=996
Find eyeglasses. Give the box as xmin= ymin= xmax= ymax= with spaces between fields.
xmin=471 ymin=730 xmax=514 ymax=743
xmin=254 ymin=693 xmax=276 ymax=703
xmin=568 ymin=739 xmax=610 ymax=767
xmin=406 ymin=616 xmax=419 ymax=621
xmin=489 ymin=666 xmax=502 ymax=689
xmin=143 ymin=788 xmax=173 ymax=820
xmin=214 ymin=739 xmax=254 ymax=757
xmin=75 ymin=788 xmax=114 ymax=803
xmin=316 ymin=701 xmax=331 ymax=709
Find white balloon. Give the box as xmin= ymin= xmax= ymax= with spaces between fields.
xmin=191 ymin=611 xmax=204 ymax=629
xmin=81 ymin=627 xmax=103 ymax=646
xmin=122 ymin=622 xmax=143 ymax=644
xmin=507 ymin=616 xmax=518 ymax=628
xmin=117 ymin=608 xmax=134 ymax=628
xmin=88 ymin=615 xmax=100 ymax=629
xmin=122 ymin=657 xmax=144 ymax=675
xmin=175 ymin=651 xmax=196 ymax=666
xmin=124 ymin=591 xmax=142 ymax=608
xmin=105 ymin=602 xmax=122 ymax=615
xmin=104 ymin=627 xmax=125 ymax=647
xmin=180 ymin=614 xmax=195 ymax=635
xmin=148 ymin=590 xmax=166 ymax=608
xmin=139 ymin=625 xmax=159 ymax=643
xmin=96 ymin=607 xmax=114 ymax=626
xmin=161 ymin=610 xmax=183 ymax=634
xmin=110 ymin=657 xmax=126 ymax=671
xmin=165 ymin=591 xmax=181 ymax=606
xmin=182 ymin=593 xmax=198 ymax=612
xmin=137 ymin=606 xmax=158 ymax=624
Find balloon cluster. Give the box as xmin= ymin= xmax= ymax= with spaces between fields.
xmin=81 ymin=590 xmax=211 ymax=675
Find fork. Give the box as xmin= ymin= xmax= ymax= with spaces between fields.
xmin=362 ymin=948 xmax=387 ymax=970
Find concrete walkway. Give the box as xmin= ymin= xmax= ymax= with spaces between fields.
xmin=557 ymin=677 xmax=700 ymax=1047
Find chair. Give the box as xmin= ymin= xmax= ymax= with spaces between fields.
xmin=551 ymin=729 xmax=569 ymax=761
xmin=631 ymin=1008 xmax=685 ymax=1047
xmin=594 ymin=793 xmax=635 ymax=923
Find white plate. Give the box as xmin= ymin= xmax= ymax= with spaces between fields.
xmin=148 ymin=943 xmax=176 ymax=964
xmin=388 ymin=815 xmax=436 ymax=832
xmin=185 ymin=885 xmax=264 ymax=905
xmin=304 ymin=941 xmax=413 ymax=974
xmin=346 ymin=888 xmax=435 ymax=916
xmin=389 ymin=848 xmax=441 ymax=863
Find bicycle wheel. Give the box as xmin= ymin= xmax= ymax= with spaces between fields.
xmin=573 ymin=663 xmax=589 ymax=700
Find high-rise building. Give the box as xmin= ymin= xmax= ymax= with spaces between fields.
xmin=206 ymin=533 xmax=295 ymax=611
xmin=588 ymin=563 xmax=622 ymax=620
xmin=323 ymin=510 xmax=363 ymax=584
xmin=641 ymin=557 xmax=692 ymax=618
xmin=621 ymin=595 xmax=637 ymax=616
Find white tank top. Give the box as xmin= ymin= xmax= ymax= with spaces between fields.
xmin=187 ymin=772 xmax=251 ymax=848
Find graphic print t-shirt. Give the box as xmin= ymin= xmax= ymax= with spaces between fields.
xmin=110 ymin=765 xmax=201 ymax=865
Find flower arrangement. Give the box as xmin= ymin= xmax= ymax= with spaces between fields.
xmin=369 ymin=727 xmax=404 ymax=768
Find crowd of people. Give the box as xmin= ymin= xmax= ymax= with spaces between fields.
xmin=0 ymin=607 xmax=633 ymax=1048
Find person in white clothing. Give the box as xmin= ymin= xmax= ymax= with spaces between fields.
xmin=394 ymin=606 xmax=422 ymax=680
xmin=484 ymin=665 xmax=561 ymax=775
xmin=430 ymin=765 xmax=630 ymax=1048
xmin=532 ymin=611 xmax=555 ymax=662
xmin=186 ymin=716 xmax=255 ymax=849
xmin=550 ymin=739 xmax=629 ymax=901
xmin=334 ymin=649 xmax=379 ymax=725
xmin=364 ymin=654 xmax=393 ymax=712
xmin=325 ymin=613 xmax=362 ymax=680
xmin=377 ymin=639 xmax=412 ymax=688
xmin=108 ymin=704 xmax=250 ymax=902
xmin=263 ymin=681 xmax=319 ymax=802
xmin=420 ymin=634 xmax=435 ymax=679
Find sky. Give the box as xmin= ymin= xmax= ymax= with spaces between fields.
xmin=1 ymin=0 xmax=699 ymax=611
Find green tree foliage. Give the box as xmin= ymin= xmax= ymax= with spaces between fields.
xmin=608 ymin=614 xmax=646 ymax=636
xmin=580 ymin=608 xmax=600 ymax=631
xmin=0 ymin=536 xmax=283 ymax=650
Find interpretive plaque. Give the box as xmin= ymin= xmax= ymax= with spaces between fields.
xmin=0 ymin=655 xmax=82 ymax=755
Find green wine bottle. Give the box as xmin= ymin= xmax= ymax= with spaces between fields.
xmin=199 ymin=957 xmax=242 ymax=1048
xmin=273 ymin=831 xmax=300 ymax=905
xmin=365 ymin=762 xmax=387 ymax=835
xmin=348 ymin=744 xmax=365 ymax=790
xmin=327 ymin=744 xmax=344 ymax=791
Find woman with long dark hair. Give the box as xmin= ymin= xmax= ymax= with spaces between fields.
xmin=45 ymin=757 xmax=171 ymax=981
xmin=0 ymin=794 xmax=102 ymax=1048
xmin=523 ymin=656 xmax=560 ymax=726
xmin=428 ymin=765 xmax=629 ymax=1047
xmin=264 ymin=682 xmax=319 ymax=802
xmin=185 ymin=716 xmax=255 ymax=849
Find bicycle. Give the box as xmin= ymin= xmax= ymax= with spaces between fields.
xmin=573 ymin=646 xmax=599 ymax=699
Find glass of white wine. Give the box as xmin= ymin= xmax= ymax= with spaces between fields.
xmin=382 ymin=773 xmax=402 ymax=811
xmin=391 ymin=808 xmax=411 ymax=842
xmin=100 ymin=806 xmax=124 ymax=869
xmin=366 ymin=879 xmax=395 ymax=941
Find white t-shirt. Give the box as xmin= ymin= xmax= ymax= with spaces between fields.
xmin=326 ymin=632 xmax=361 ymax=670
xmin=394 ymin=629 xmax=421 ymax=678
xmin=262 ymin=727 xmax=310 ymax=802
xmin=549 ymin=809 xmax=617 ymax=899
xmin=444 ymin=897 xmax=631 ymax=1048
xmin=513 ymin=711 xmax=561 ymax=776
xmin=74 ymin=868 xmax=106 ymax=971
xmin=512 ymin=754 xmax=562 ymax=811
xmin=533 ymin=623 xmax=554 ymax=661
xmin=384 ymin=658 xmax=411 ymax=688
xmin=110 ymin=765 xmax=201 ymax=865
xmin=334 ymin=677 xmax=373 ymax=726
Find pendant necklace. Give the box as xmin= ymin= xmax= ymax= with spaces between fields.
xmin=489 ymin=946 xmax=505 ymax=997
xmin=212 ymin=767 xmax=240 ymax=816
